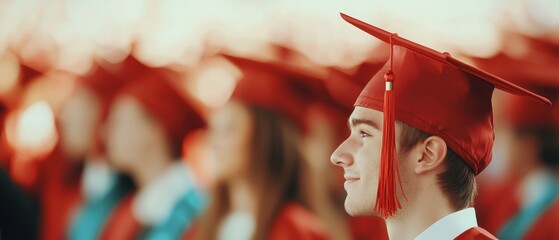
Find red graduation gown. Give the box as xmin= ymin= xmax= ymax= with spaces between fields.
xmin=476 ymin=178 xmax=520 ymax=234
xmin=521 ymin=198 xmax=559 ymax=239
xmin=455 ymin=227 xmax=497 ymax=240
xmin=99 ymin=194 xmax=142 ymax=240
xmin=38 ymin=149 xmax=82 ymax=240
xmin=268 ymin=203 xmax=328 ymax=240
xmin=349 ymin=216 xmax=389 ymax=240
xmin=477 ymin=176 xmax=559 ymax=239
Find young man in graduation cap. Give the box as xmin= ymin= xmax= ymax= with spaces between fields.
xmin=330 ymin=13 xmax=551 ymax=240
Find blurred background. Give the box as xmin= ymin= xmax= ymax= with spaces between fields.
xmin=0 ymin=0 xmax=558 ymax=239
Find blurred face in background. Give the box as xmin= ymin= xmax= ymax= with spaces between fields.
xmin=303 ymin=108 xmax=346 ymax=198
xmin=58 ymin=87 xmax=101 ymax=160
xmin=208 ymin=101 xmax=253 ymax=181
xmin=105 ymin=96 xmax=166 ymax=173
xmin=508 ymin=127 xmax=541 ymax=175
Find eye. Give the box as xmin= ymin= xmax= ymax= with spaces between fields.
xmin=360 ymin=130 xmax=371 ymax=138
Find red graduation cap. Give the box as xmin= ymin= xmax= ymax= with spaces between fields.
xmin=117 ymin=70 xmax=206 ymax=147
xmin=80 ymin=56 xmax=152 ymax=120
xmin=224 ymin=54 xmax=333 ymax=131
xmin=340 ymin=13 xmax=551 ymax=217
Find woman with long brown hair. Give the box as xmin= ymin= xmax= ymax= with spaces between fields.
xmin=192 ymin=55 xmax=328 ymax=240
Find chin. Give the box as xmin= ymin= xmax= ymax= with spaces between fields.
xmin=344 ymin=197 xmax=375 ymax=217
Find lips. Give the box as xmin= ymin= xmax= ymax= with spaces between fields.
xmin=343 ymin=170 xmax=360 ymax=189
xmin=344 ymin=176 xmax=359 ymax=190
xmin=344 ymin=177 xmax=360 ymax=183
xmin=344 ymin=171 xmax=360 ymax=182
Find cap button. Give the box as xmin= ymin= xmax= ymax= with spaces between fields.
xmin=384 ymin=70 xmax=395 ymax=82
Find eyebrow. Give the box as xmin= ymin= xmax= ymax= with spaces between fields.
xmin=348 ymin=118 xmax=381 ymax=130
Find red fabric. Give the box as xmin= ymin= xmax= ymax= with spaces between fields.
xmin=522 ymin=198 xmax=559 ymax=239
xmin=38 ymin=149 xmax=82 ymax=240
xmin=268 ymin=203 xmax=328 ymax=240
xmin=340 ymin=13 xmax=550 ymax=176
xmin=455 ymin=227 xmax=497 ymax=240
xmin=181 ymin=224 xmax=196 ymax=240
xmin=117 ymin=73 xmax=205 ymax=145
xmin=325 ymin=67 xmax=366 ymax=115
xmin=505 ymin=85 xmax=559 ymax=128
xmin=349 ymin=216 xmax=389 ymax=240
xmin=477 ymin=178 xmax=559 ymax=239
xmin=473 ymin=50 xmax=559 ymax=129
xmin=225 ymin=54 xmax=333 ymax=130
xmin=99 ymin=195 xmax=142 ymax=240
xmin=476 ymin=179 xmax=521 ymax=235
xmin=325 ymin=60 xmax=385 ymax=115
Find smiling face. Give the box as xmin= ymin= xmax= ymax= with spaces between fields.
xmin=330 ymin=106 xmax=415 ymax=216
xmin=330 ymin=107 xmax=383 ymax=216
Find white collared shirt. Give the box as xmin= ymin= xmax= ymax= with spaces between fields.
xmin=415 ymin=208 xmax=478 ymax=240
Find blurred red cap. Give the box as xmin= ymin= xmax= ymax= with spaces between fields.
xmin=326 ymin=61 xmax=385 ymax=115
xmin=474 ymin=53 xmax=559 ymax=128
xmin=224 ymin=54 xmax=332 ymax=130
xmin=506 ymin=86 xmax=558 ymax=128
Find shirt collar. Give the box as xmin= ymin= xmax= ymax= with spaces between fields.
xmin=415 ymin=208 xmax=478 ymax=240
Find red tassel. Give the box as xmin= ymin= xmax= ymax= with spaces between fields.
xmin=373 ymin=34 xmax=405 ymax=218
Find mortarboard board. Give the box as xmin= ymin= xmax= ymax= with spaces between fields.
xmin=340 ymin=13 xmax=551 ymax=217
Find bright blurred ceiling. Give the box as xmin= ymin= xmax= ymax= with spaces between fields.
xmin=0 ymin=0 xmax=557 ymax=73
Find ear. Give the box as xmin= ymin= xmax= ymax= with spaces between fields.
xmin=413 ymin=136 xmax=447 ymax=175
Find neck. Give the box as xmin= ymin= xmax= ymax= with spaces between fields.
xmin=385 ymin=184 xmax=455 ymax=240
xmin=228 ymin=177 xmax=258 ymax=215
xmin=131 ymin=147 xmax=174 ymax=189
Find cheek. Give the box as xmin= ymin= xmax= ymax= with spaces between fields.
xmin=343 ymin=140 xmax=382 ymax=216
xmin=348 ymin=144 xmax=380 ymax=207
xmin=356 ymin=141 xmax=381 ymax=188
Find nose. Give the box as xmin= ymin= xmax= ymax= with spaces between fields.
xmin=330 ymin=139 xmax=353 ymax=167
